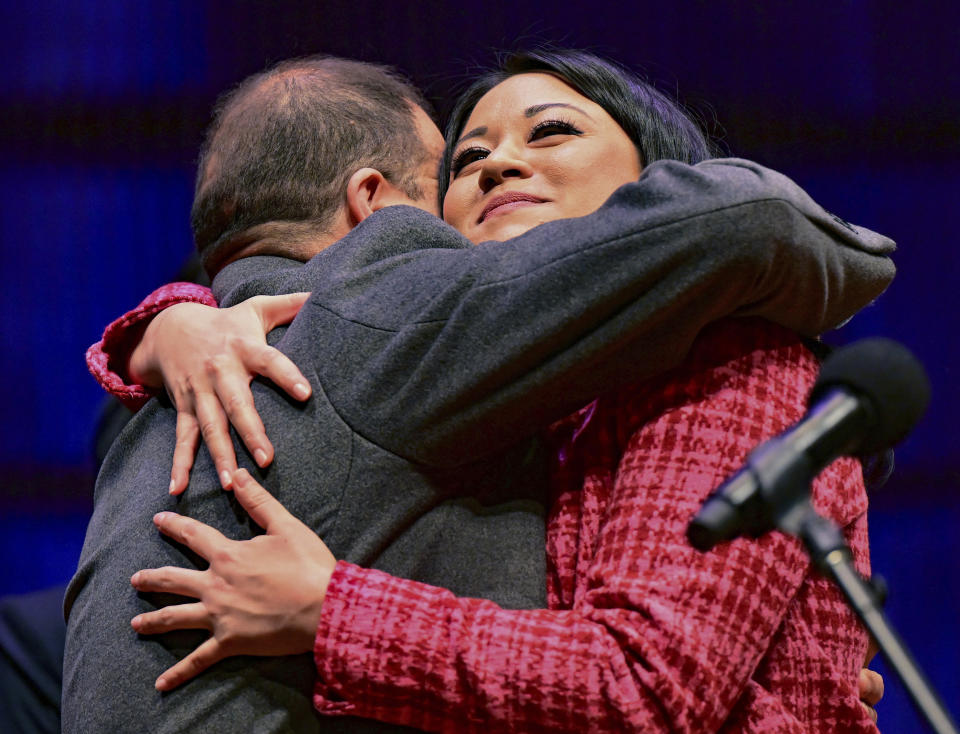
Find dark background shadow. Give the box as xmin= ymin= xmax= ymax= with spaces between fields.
xmin=1 ymin=1 xmax=957 ymax=729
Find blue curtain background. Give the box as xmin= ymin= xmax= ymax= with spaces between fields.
xmin=1 ymin=2 xmax=957 ymax=729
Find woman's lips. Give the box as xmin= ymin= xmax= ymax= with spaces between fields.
xmin=479 ymin=193 xmax=547 ymax=222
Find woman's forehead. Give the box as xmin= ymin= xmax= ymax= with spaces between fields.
xmin=467 ymin=73 xmax=597 ymax=124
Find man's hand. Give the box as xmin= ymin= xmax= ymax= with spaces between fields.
xmin=128 ymin=293 xmax=313 ymax=493
xmin=130 ymin=469 xmax=336 ymax=691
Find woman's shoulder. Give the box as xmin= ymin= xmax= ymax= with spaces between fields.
xmin=596 ymin=318 xmax=819 ymax=444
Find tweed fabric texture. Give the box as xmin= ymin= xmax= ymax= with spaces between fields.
xmin=86 ymin=282 xmax=217 ymax=411
xmin=311 ymin=320 xmax=877 ymax=733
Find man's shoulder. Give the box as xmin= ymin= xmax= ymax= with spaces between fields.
xmin=329 ymin=206 xmax=471 ymax=262
xmin=212 ymin=255 xmax=307 ymax=306
xmin=213 ymin=208 xmax=469 ymax=307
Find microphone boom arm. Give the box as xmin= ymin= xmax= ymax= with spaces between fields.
xmin=795 ymin=506 xmax=959 ymax=734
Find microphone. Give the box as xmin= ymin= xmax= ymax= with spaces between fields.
xmin=687 ymin=338 xmax=930 ymax=551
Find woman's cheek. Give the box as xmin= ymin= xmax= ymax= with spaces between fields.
xmin=442 ymin=184 xmax=470 ymax=229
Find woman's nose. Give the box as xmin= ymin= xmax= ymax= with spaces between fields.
xmin=478 ymin=148 xmax=533 ymax=193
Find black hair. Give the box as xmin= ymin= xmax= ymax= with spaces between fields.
xmin=439 ymin=48 xmax=719 ymax=208
xmin=191 ymin=55 xmax=434 ymax=275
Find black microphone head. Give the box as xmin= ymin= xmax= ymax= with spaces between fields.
xmin=809 ymin=338 xmax=930 ymax=454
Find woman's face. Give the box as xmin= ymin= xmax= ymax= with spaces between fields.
xmin=443 ymin=73 xmax=643 ymax=244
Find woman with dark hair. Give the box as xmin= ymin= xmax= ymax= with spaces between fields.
xmin=92 ymin=49 xmax=885 ymax=731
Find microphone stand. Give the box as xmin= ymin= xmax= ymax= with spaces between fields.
xmin=782 ymin=502 xmax=959 ymax=734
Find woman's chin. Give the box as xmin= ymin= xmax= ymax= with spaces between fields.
xmin=469 ymin=213 xmax=552 ymax=244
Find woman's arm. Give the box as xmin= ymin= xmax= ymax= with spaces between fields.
xmin=133 ymin=473 xmax=812 ymax=732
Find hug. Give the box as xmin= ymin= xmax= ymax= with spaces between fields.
xmin=65 ymin=48 xmax=893 ymax=732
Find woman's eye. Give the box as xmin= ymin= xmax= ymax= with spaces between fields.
xmin=529 ymin=119 xmax=582 ymax=140
xmin=451 ymin=147 xmax=488 ymax=176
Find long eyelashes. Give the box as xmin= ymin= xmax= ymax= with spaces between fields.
xmin=450 ymin=117 xmax=584 ymax=177
xmin=528 ymin=117 xmax=582 ymax=139
xmin=450 ymin=146 xmax=487 ymax=176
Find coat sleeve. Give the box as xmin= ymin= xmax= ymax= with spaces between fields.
xmin=318 ymin=158 xmax=895 ymax=465
xmin=309 ymin=322 xmax=875 ymax=733
xmin=85 ymin=282 xmax=216 ymax=410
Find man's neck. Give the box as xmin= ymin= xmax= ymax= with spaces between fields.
xmin=216 ymin=219 xmax=346 ymax=271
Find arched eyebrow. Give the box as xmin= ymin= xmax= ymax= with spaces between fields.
xmin=524 ymin=102 xmax=593 ymax=119
xmin=454 ymin=126 xmax=488 ymax=147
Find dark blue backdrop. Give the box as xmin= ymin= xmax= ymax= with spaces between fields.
xmin=2 ymin=1 xmax=957 ymax=729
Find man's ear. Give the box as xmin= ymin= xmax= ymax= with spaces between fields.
xmin=346 ymin=168 xmax=401 ymax=226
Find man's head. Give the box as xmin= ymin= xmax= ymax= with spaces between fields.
xmin=191 ymin=55 xmax=444 ymax=276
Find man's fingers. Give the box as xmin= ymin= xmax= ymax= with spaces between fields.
xmin=241 ymin=341 xmax=311 ymax=403
xmin=150 ymin=511 xmax=229 ymax=560
xmin=231 ymin=469 xmax=293 ymax=532
xmin=131 ymin=602 xmax=211 ymax=635
xmin=155 ymin=637 xmax=225 ymax=692
xmin=130 ymin=564 xmax=206 ymax=598
xmin=858 ymin=667 xmax=885 ymax=707
xmin=193 ymin=390 xmax=238 ymax=489
xmin=171 ymin=412 xmax=200 ymax=495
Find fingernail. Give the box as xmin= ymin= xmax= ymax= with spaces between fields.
xmin=131 ymin=572 xmax=140 ymax=586
xmin=293 ymin=382 xmax=310 ymax=399
xmin=131 ymin=615 xmax=141 ymax=630
xmin=169 ymin=479 xmax=176 ymax=494
xmin=156 ymin=676 xmax=168 ymax=691
xmin=254 ymin=449 xmax=268 ymax=467
xmin=153 ymin=512 xmax=171 ymax=525
xmin=220 ymin=470 xmax=232 ymax=487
